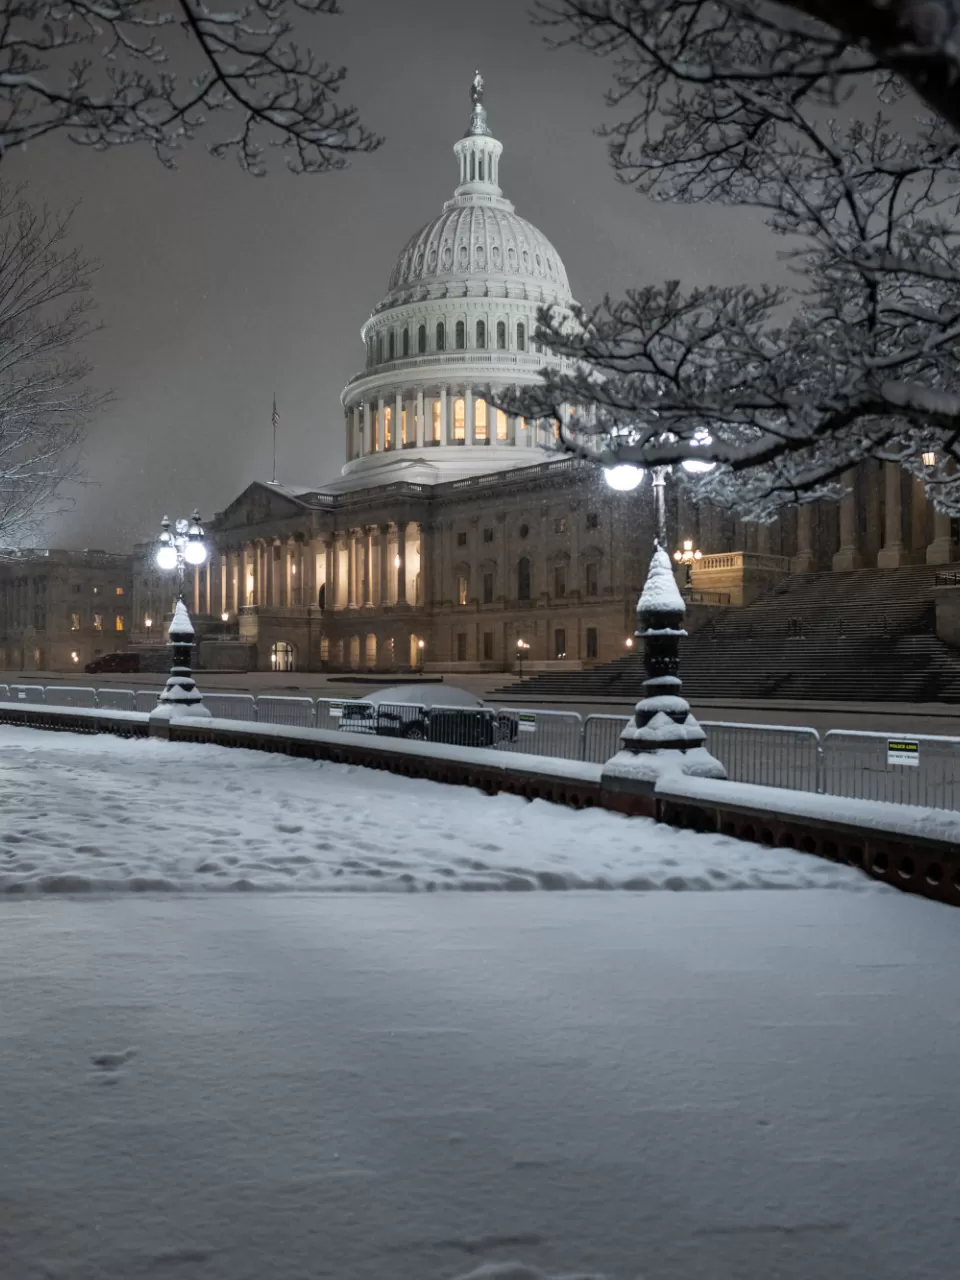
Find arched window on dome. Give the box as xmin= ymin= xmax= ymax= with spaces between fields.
xmin=453 ymin=397 xmax=465 ymax=441
xmin=377 ymin=334 xmax=383 ymax=364
xmin=455 ymin=321 xmax=465 ymax=350
xmin=476 ymin=320 xmax=486 ymax=350
xmin=470 ymin=153 xmax=476 ymax=181
xmin=475 ymin=399 xmax=488 ymax=441
xmin=418 ymin=324 xmax=426 ymax=354
xmin=478 ymin=155 xmax=484 ymax=181
xmin=517 ymin=322 xmax=526 ymax=352
xmin=366 ymin=337 xmax=374 ymax=368
xmin=496 ymin=321 xmax=506 ymax=350
xmin=402 ymin=327 xmax=410 ymax=357
xmin=436 ymin=321 xmax=445 ymax=352
xmin=496 ymin=409 xmax=508 ymax=441
xmin=388 ymin=330 xmax=395 ymax=361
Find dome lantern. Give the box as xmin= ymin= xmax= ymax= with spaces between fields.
xmin=452 ymin=69 xmax=503 ymax=198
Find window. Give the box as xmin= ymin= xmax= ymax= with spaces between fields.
xmin=476 ymin=320 xmax=486 ymax=349
xmin=555 ymin=517 xmax=566 ymax=534
xmin=585 ymin=561 xmax=599 ymax=596
xmin=586 ymin=511 xmax=599 ymax=530
xmin=457 ymin=531 xmax=467 ymax=547
xmin=517 ymin=321 xmax=526 ymax=351
xmin=496 ymin=320 xmax=506 ymax=350
xmin=70 ymin=612 xmax=80 ymax=631
xmin=496 ymin=409 xmax=508 ymax=441
xmin=554 ymin=628 xmax=566 ymax=659
xmin=376 ymin=334 xmax=383 ymax=363
xmin=474 ymin=398 xmax=487 ymax=441
xmin=586 ymin=627 xmax=598 ymax=659
xmin=457 ymin=575 xmax=468 ymax=605
xmin=483 ymin=572 xmax=494 ymax=604
xmin=482 ymin=528 xmax=494 ymax=543
xmin=483 ymin=631 xmax=494 ymax=661
xmin=93 ymin=613 xmax=103 ymax=631
xmin=517 ymin=557 xmax=531 ymax=601
xmin=384 ymin=405 xmax=393 ymax=449
xmin=93 ymin=585 xmax=102 ymax=595
xmin=71 ymin=582 xmax=82 ymax=594
xmin=453 ymin=397 xmax=465 ymax=441
xmin=402 ymin=327 xmax=410 ymax=357
xmin=518 ymin=523 xmax=529 ymax=539
xmin=388 ymin=330 xmax=395 ymax=360
xmin=418 ymin=324 xmax=427 ymax=354
xmin=554 ymin=566 xmax=566 ymax=598
xmin=455 ymin=320 xmax=465 ymax=350
xmin=115 ymin=615 xmax=125 ymax=632
xmin=456 ymin=632 xmax=467 ymax=662
xmin=436 ymin=321 xmax=445 ymax=351
xmin=401 ymin=408 xmax=409 ymax=445
xmin=115 ymin=585 xmax=125 ymax=596
xmin=432 ymin=399 xmax=441 ymax=440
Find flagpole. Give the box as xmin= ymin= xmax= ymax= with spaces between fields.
xmin=271 ymin=394 xmax=278 ymax=485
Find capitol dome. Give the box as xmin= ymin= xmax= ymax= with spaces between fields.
xmin=337 ymin=72 xmax=576 ymax=489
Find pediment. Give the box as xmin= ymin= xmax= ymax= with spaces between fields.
xmin=214 ymin=482 xmax=307 ymax=531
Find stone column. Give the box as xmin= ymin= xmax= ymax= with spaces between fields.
xmin=396 ymin=521 xmax=408 ymax=605
xmin=756 ymin=522 xmax=772 ymax=557
xmin=877 ymin=462 xmax=907 ymax=567
xmin=910 ymin=475 xmax=929 ymax=558
xmin=792 ymin=504 xmax=816 ymax=572
xmin=192 ymin=565 xmax=200 ymax=614
xmin=395 ymin=392 xmax=403 ymax=450
xmin=365 ymin=528 xmax=374 ymax=604
xmin=266 ymin=542 xmax=276 ymax=607
xmin=377 ymin=397 xmax=386 ymax=452
xmin=347 ymin=533 xmax=356 ymax=608
xmin=832 ymin=470 xmax=863 ymax=570
xmin=378 ymin=525 xmax=390 ymax=604
xmin=416 ymin=390 xmax=425 ymax=447
xmin=353 ymin=405 xmax=361 ymax=459
xmin=927 ymin=506 xmax=954 ymax=564
xmin=363 ymin=402 xmax=371 ymax=455
xmin=331 ymin=536 xmax=341 ymax=609
xmin=279 ymin=541 xmax=289 ymax=607
xmin=465 ymin=387 xmax=474 ymax=447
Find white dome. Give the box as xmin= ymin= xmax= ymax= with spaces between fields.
xmin=381 ymin=203 xmax=572 ymax=311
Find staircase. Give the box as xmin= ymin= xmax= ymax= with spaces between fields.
xmin=492 ymin=566 xmax=960 ymax=704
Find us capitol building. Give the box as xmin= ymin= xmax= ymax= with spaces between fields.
xmin=128 ymin=74 xmax=959 ymax=676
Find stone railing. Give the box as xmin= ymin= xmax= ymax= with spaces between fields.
xmin=697 ymin=551 xmax=793 ymax=573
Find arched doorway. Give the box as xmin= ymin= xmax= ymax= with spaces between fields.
xmin=271 ymin=641 xmax=296 ymax=672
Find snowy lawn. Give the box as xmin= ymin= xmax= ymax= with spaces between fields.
xmin=2 ymin=891 xmax=958 ymax=1280
xmin=0 ymin=725 xmax=881 ymax=894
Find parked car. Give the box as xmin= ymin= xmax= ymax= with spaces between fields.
xmin=84 ymin=651 xmax=141 ymax=674
xmin=337 ymin=684 xmax=518 ymax=748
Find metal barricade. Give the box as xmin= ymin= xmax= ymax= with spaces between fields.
xmin=822 ymin=730 xmax=960 ymax=809
xmin=9 ymin=685 xmax=44 ymax=704
xmin=316 ymin=697 xmax=375 ymax=733
xmin=44 ymin=685 xmax=97 ymax=709
xmin=204 ymin=693 xmax=257 ymax=721
xmin=96 ymin=688 xmax=137 ymax=712
xmin=135 ymin=689 xmax=160 ymax=713
xmin=701 ymin=721 xmax=821 ymax=792
xmin=582 ymin=714 xmax=631 ymax=763
xmin=0 ymin=684 xmax=9 ymax=702
xmin=255 ymin=695 xmax=315 ymax=728
xmin=493 ymin=707 xmax=583 ymax=760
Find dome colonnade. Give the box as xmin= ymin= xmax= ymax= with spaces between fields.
xmin=340 ymin=71 xmax=574 ymax=483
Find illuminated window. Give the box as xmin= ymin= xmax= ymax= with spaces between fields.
xmin=517 ymin=322 xmax=526 ymax=351
xmin=496 ymin=320 xmax=506 ymax=350
xmin=457 ymin=575 xmax=468 ymax=606
xmin=418 ymin=324 xmax=426 ymax=353
xmin=402 ymin=327 xmax=409 ymax=357
xmin=436 ymin=321 xmax=445 ymax=351
xmin=70 ymin=612 xmax=80 ymax=631
xmin=401 ymin=408 xmax=408 ymax=444
xmin=474 ymin=398 xmax=487 ymax=440
xmin=496 ymin=409 xmax=508 ymax=441
xmin=384 ymin=406 xmax=392 ymax=449
xmin=518 ymin=416 xmax=527 ymax=433
xmin=453 ymin=397 xmax=465 ymax=440
xmin=431 ymin=399 xmax=441 ymax=441
xmin=115 ymin=586 xmax=125 ymax=596
xmin=476 ymin=320 xmax=486 ymax=349
xmin=115 ymin=615 xmax=125 ymax=632
xmin=555 ymin=517 xmax=567 ymax=533
xmin=93 ymin=613 xmax=103 ymax=631
xmin=455 ymin=320 xmax=465 ymax=350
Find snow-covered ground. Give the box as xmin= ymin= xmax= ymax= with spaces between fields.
xmin=0 ymin=725 xmax=879 ymax=894
xmin=3 ymin=726 xmax=953 ymax=1280
xmin=3 ymin=891 xmax=959 ymax=1280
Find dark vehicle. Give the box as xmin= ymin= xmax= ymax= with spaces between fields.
xmin=84 ymin=651 xmax=141 ymax=674
xmin=337 ymin=685 xmax=519 ymax=748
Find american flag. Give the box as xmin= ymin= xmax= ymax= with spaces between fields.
xmin=271 ymin=395 xmax=279 ymax=484
xmin=272 ymin=396 xmax=279 ymax=432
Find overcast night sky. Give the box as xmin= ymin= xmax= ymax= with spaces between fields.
xmin=10 ymin=0 xmax=779 ymax=550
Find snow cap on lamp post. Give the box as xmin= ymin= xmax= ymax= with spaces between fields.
xmin=150 ymin=509 xmax=211 ymax=727
xmin=601 ymin=545 xmax=725 ymax=795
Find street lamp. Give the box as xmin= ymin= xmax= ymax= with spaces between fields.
xmin=674 ymin=538 xmax=703 ymax=589
xmin=417 ymin=637 xmax=425 ymax=671
xmin=516 ymin=637 xmax=530 ymax=679
xmin=603 ymin=430 xmax=716 ymax=548
xmin=922 ymin=448 xmax=937 ymax=468
xmin=150 ymin=510 xmax=210 ymax=723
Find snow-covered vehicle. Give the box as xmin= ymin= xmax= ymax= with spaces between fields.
xmin=337 ymin=684 xmax=517 ymax=749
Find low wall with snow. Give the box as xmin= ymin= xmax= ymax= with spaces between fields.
xmin=0 ymin=700 xmax=956 ymax=909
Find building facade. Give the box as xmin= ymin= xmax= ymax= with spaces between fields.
xmin=0 ymin=550 xmax=132 ymax=672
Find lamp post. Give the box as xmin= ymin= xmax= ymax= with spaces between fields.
xmin=602 ymin=431 xmax=716 ymax=550
xmin=673 ymin=538 xmax=703 ymax=589
xmin=151 ymin=511 xmax=211 ymax=722
xmin=417 ymin=637 xmax=425 ymax=671
xmin=516 ymin=637 xmax=530 ymax=679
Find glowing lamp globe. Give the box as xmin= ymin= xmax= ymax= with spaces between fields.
xmin=681 ymin=458 xmax=716 ymax=474
xmin=604 ymin=463 xmax=644 ymax=492
xmin=155 ymin=544 xmax=178 ymax=571
xmin=183 ymin=538 xmax=207 ymax=566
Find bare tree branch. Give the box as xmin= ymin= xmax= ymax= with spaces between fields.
xmin=0 ymin=0 xmax=381 ymax=175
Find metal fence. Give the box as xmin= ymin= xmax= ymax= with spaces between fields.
xmin=3 ymin=680 xmax=960 ymax=811
xmin=822 ymin=730 xmax=960 ymax=810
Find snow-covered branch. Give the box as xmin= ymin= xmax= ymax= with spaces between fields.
xmin=0 ymin=0 xmax=381 ymax=175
